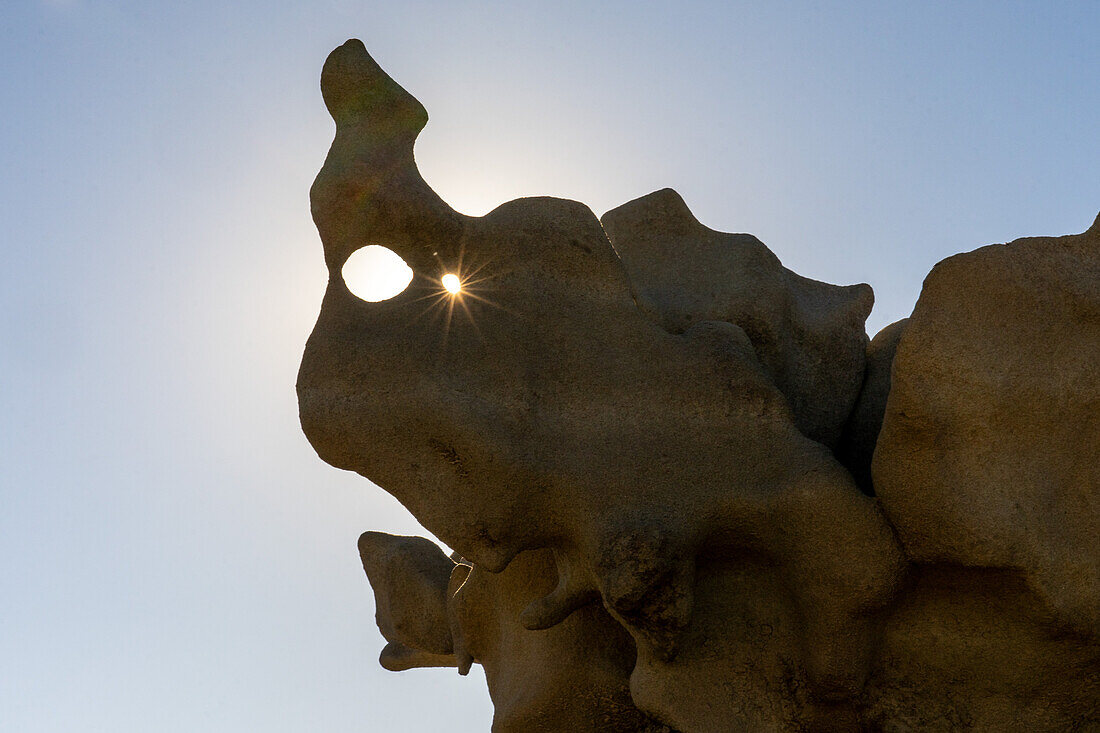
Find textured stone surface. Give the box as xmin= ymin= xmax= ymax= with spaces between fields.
xmin=874 ymin=215 xmax=1100 ymax=635
xmin=298 ymin=40 xmax=1100 ymax=732
xmin=836 ymin=318 xmax=908 ymax=494
xmin=357 ymin=532 xmax=458 ymax=671
xmin=358 ymin=532 xmax=671 ymax=731
xmin=299 ymin=38 xmax=902 ymax=706
xmin=861 ymin=566 xmax=1100 ymax=731
xmin=602 ymin=189 xmax=873 ymax=448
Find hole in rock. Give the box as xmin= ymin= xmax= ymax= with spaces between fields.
xmin=342 ymin=245 xmax=414 ymax=302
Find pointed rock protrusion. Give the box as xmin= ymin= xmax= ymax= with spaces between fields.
xmin=358 ymin=531 xmax=456 ymax=656
xmin=320 ymin=38 xmax=428 ymax=135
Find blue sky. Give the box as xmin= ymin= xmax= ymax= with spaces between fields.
xmin=1 ymin=2 xmax=1097 ymax=731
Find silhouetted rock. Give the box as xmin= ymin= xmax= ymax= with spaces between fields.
xmin=603 ymin=189 xmax=873 ymax=448
xmin=299 ymin=40 xmax=902 ymax=709
xmin=298 ymin=40 xmax=1100 ymax=732
xmin=357 ymin=531 xmax=457 ymax=670
xmin=359 ymin=532 xmax=672 ymax=731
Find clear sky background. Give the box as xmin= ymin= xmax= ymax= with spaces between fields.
xmin=2 ymin=2 xmax=1097 ymax=731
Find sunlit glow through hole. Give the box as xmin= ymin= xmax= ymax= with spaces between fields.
xmin=342 ymin=246 xmax=414 ymax=302
xmin=442 ymin=273 xmax=462 ymax=294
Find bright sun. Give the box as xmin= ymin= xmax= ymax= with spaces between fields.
xmin=441 ymin=273 xmax=462 ymax=294
xmin=341 ymin=246 xmax=414 ymax=302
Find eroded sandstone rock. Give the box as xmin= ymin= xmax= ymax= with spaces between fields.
xmin=358 ymin=532 xmax=671 ymax=731
xmin=299 ymin=39 xmax=1100 ymax=732
xmin=357 ymin=531 xmax=458 ymax=671
xmin=299 ymin=39 xmax=903 ymax=710
xmin=836 ymin=318 xmax=908 ymax=494
xmin=874 ymin=215 xmax=1100 ymax=635
xmin=602 ymin=189 xmax=873 ymax=449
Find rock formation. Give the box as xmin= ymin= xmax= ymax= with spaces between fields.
xmin=602 ymin=188 xmax=873 ymax=450
xmin=298 ymin=39 xmax=1100 ymax=731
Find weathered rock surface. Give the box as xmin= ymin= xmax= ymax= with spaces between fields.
xmin=299 ymin=39 xmax=1100 ymax=732
xmin=299 ymin=38 xmax=902 ymax=712
xmin=357 ymin=531 xmax=459 ymax=671
xmin=602 ymin=189 xmax=873 ymax=448
xmin=836 ymin=318 xmax=908 ymax=494
xmin=874 ymin=215 xmax=1100 ymax=635
xmin=860 ymin=565 xmax=1099 ymax=731
xmin=359 ymin=532 xmax=671 ymax=731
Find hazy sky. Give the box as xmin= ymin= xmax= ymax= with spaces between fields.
xmin=2 ymin=2 xmax=1097 ymax=731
